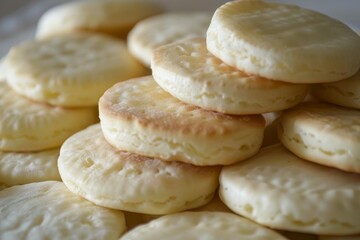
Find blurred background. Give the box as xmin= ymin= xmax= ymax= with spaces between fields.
xmin=0 ymin=0 xmax=359 ymax=56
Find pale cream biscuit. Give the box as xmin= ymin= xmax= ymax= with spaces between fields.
xmin=36 ymin=0 xmax=163 ymax=39
xmin=0 ymin=82 xmax=97 ymax=151
xmin=124 ymin=194 xmax=231 ymax=230
xmin=0 ymin=181 xmax=126 ymax=239
xmin=4 ymin=33 xmax=145 ymax=107
xmin=152 ymin=38 xmax=309 ymax=114
xmin=120 ymin=211 xmax=288 ymax=240
xmin=279 ymin=103 xmax=360 ymax=173
xmin=128 ymin=12 xmax=212 ymax=66
xmin=220 ymin=144 xmax=360 ymax=235
xmin=319 ymin=235 xmax=360 ymax=240
xmin=58 ymin=124 xmax=220 ymax=214
xmin=312 ymin=70 xmax=360 ymax=109
xmin=0 ymin=148 xmax=60 ymax=188
xmin=99 ymin=76 xmax=265 ymax=166
xmin=207 ymin=1 xmax=360 ymax=83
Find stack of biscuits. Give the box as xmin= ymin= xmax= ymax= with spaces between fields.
xmin=1 ymin=0 xmax=360 ymax=239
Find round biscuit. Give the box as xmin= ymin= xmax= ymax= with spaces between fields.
xmin=99 ymin=76 xmax=265 ymax=166
xmin=0 ymin=181 xmax=126 ymax=240
xmin=312 ymin=70 xmax=360 ymax=109
xmin=152 ymin=38 xmax=309 ymax=114
xmin=0 ymin=82 xmax=97 ymax=151
xmin=120 ymin=211 xmax=288 ymax=240
xmin=0 ymin=148 xmax=60 ymax=188
xmin=279 ymin=102 xmax=360 ymax=173
xmin=128 ymin=12 xmax=211 ymax=67
xmin=36 ymin=0 xmax=163 ymax=39
xmin=4 ymin=33 xmax=145 ymax=107
xmin=58 ymin=124 xmax=220 ymax=214
xmin=220 ymin=144 xmax=360 ymax=235
xmin=207 ymin=1 xmax=360 ymax=83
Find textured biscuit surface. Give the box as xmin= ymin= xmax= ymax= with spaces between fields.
xmin=4 ymin=33 xmax=145 ymax=107
xmin=152 ymin=38 xmax=308 ymax=114
xmin=0 ymin=82 xmax=97 ymax=151
xmin=312 ymin=70 xmax=360 ymax=109
xmin=36 ymin=0 xmax=163 ymax=39
xmin=220 ymin=145 xmax=360 ymax=235
xmin=128 ymin=12 xmax=211 ymax=66
xmin=58 ymin=124 xmax=220 ymax=214
xmin=0 ymin=181 xmax=126 ymax=240
xmin=279 ymin=103 xmax=360 ymax=173
xmin=121 ymin=211 xmax=288 ymax=240
xmin=99 ymin=76 xmax=265 ymax=166
xmin=0 ymin=148 xmax=60 ymax=188
xmin=207 ymin=1 xmax=360 ymax=83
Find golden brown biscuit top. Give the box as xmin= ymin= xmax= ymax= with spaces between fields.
xmin=99 ymin=76 xmax=265 ymax=136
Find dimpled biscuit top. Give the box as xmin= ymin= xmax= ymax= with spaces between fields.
xmin=0 ymin=81 xmax=97 ymax=151
xmin=4 ymin=33 xmax=145 ymax=107
xmin=58 ymin=124 xmax=220 ymax=214
xmin=220 ymin=145 xmax=360 ymax=235
xmin=121 ymin=211 xmax=288 ymax=240
xmin=207 ymin=0 xmax=360 ymax=83
xmin=0 ymin=181 xmax=126 ymax=240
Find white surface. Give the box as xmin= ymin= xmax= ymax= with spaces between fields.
xmin=0 ymin=0 xmax=359 ymax=56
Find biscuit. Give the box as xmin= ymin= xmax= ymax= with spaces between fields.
xmin=278 ymin=103 xmax=360 ymax=173
xmin=4 ymin=33 xmax=145 ymax=107
xmin=120 ymin=211 xmax=288 ymax=240
xmin=152 ymin=38 xmax=309 ymax=114
xmin=0 ymin=181 xmax=126 ymax=239
xmin=0 ymin=82 xmax=97 ymax=151
xmin=58 ymin=124 xmax=220 ymax=214
xmin=207 ymin=1 xmax=360 ymax=83
xmin=36 ymin=0 xmax=163 ymax=39
xmin=99 ymin=76 xmax=265 ymax=166
xmin=0 ymin=148 xmax=60 ymax=188
xmin=124 ymin=193 xmax=230 ymax=230
xmin=312 ymin=70 xmax=360 ymax=109
xmin=220 ymin=144 xmax=360 ymax=235
xmin=128 ymin=12 xmax=211 ymax=66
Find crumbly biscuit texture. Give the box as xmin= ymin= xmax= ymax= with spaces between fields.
xmin=36 ymin=0 xmax=163 ymax=38
xmin=0 ymin=82 xmax=98 ymax=151
xmin=58 ymin=124 xmax=220 ymax=214
xmin=99 ymin=76 xmax=265 ymax=166
xmin=207 ymin=1 xmax=360 ymax=83
xmin=0 ymin=148 xmax=60 ymax=188
xmin=4 ymin=33 xmax=145 ymax=107
xmin=121 ymin=211 xmax=288 ymax=240
xmin=312 ymin=70 xmax=360 ymax=109
xmin=128 ymin=12 xmax=212 ymax=66
xmin=279 ymin=103 xmax=360 ymax=173
xmin=220 ymin=145 xmax=360 ymax=235
xmin=0 ymin=181 xmax=126 ymax=240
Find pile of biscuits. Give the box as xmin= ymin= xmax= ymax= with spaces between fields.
xmin=1 ymin=0 xmax=360 ymax=239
